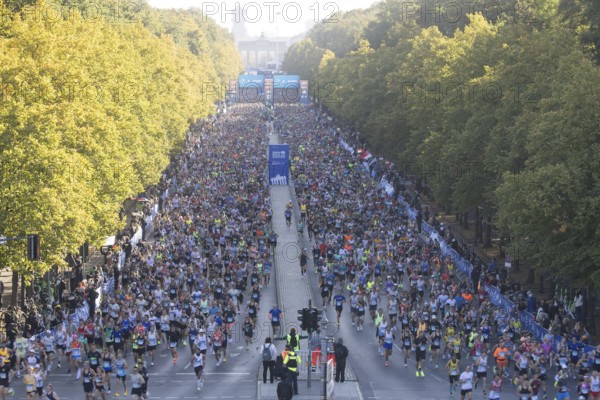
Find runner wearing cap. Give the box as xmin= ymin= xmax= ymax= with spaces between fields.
xmin=193 ymin=329 xmax=209 ymax=361
xmin=25 ymin=348 xmax=40 ymax=374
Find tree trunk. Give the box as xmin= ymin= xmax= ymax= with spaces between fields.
xmin=527 ymin=265 xmax=535 ymax=284
xmin=20 ymin=275 xmax=25 ymax=308
xmin=583 ymin=286 xmax=591 ymax=328
xmin=484 ymin=217 xmax=492 ymax=247
xmin=11 ymin=271 xmax=18 ymax=306
xmin=550 ymin=280 xmax=556 ymax=300
xmin=589 ymin=289 xmax=598 ymax=334
xmin=463 ymin=212 xmax=469 ymax=229
xmin=474 ymin=207 xmax=480 ymax=242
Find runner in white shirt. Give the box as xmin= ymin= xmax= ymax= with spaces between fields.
xmin=474 ymin=352 xmax=488 ymax=396
xmin=194 ymin=329 xmax=209 ymax=361
xmin=42 ymin=331 xmax=56 ymax=373
xmin=146 ymin=326 xmax=159 ymax=366
xmin=192 ymin=348 xmax=204 ymax=391
xmin=459 ymin=365 xmax=474 ymax=400
xmin=55 ymin=327 xmax=66 ymax=369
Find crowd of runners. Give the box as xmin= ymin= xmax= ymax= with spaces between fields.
xmin=0 ymin=101 xmax=596 ymax=400
xmin=0 ymin=104 xmax=284 ymax=399
xmin=275 ymin=103 xmax=598 ymax=400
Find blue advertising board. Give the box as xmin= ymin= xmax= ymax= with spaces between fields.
xmin=269 ymin=144 xmax=289 ymax=185
xmin=274 ymin=75 xmax=300 ymax=89
xmin=300 ymin=80 xmax=309 ymax=105
xmin=238 ymin=74 xmax=264 ymax=88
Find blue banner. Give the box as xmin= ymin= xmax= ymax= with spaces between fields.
xmin=238 ymin=74 xmax=264 ymax=88
xmin=274 ymin=75 xmax=299 ymax=89
xmin=300 ymin=80 xmax=309 ymax=105
xmin=269 ymin=144 xmax=289 ymax=185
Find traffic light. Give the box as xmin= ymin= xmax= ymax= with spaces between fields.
xmin=27 ymin=234 xmax=40 ymax=261
xmin=297 ymin=308 xmax=310 ymax=331
xmin=310 ymin=308 xmax=323 ymax=331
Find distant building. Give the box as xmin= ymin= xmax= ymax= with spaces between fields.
xmin=231 ymin=11 xmax=308 ymax=70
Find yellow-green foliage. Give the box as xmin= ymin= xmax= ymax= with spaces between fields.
xmin=0 ymin=0 xmax=242 ymax=277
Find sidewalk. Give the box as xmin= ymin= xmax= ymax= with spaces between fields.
xmin=267 ymin=130 xmax=316 ymax=352
xmin=258 ymin=130 xmax=362 ymax=399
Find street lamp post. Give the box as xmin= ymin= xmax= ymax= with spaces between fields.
xmin=275 ymin=12 xmax=281 ymax=71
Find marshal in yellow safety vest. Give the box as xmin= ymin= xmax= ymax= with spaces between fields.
xmin=283 ymin=350 xmax=301 ymax=373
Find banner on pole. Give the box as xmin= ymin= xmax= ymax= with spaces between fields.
xmin=269 ymin=144 xmax=289 ymax=185
xmin=300 ymin=80 xmax=309 ymax=104
xmin=265 ymin=78 xmax=274 ymax=105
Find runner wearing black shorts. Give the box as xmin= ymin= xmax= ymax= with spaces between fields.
xmin=446 ymin=354 xmax=460 ymax=396
xmin=82 ymin=363 xmax=95 ymax=400
xmin=130 ymin=366 xmax=144 ymax=400
xmin=94 ymin=369 xmax=107 ymax=400
xmin=415 ymin=332 xmax=427 ymax=377
xmin=0 ymin=358 xmax=12 ymax=398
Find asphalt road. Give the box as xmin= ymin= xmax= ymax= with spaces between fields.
xmin=302 ymin=260 xmax=464 ymax=400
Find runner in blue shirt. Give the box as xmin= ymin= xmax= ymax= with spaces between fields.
xmin=269 ymin=305 xmax=283 ymax=336
xmin=333 ymin=290 xmax=346 ymax=327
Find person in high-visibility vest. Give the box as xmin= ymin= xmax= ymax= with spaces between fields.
xmin=283 ymin=345 xmax=301 ymax=395
xmin=286 ymin=328 xmax=300 ymax=352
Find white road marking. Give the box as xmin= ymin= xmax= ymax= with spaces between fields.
xmin=176 ymin=372 xmax=251 ymax=375
xmin=392 ymin=344 xmax=445 ymax=383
